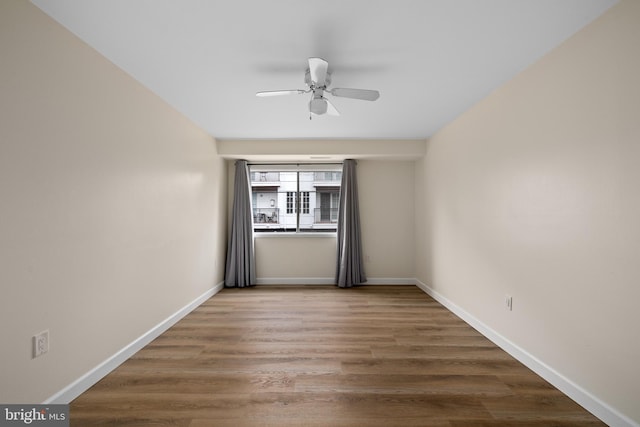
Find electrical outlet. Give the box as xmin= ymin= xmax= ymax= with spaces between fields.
xmin=33 ymin=330 xmax=49 ymax=358
xmin=505 ymin=295 xmax=513 ymax=311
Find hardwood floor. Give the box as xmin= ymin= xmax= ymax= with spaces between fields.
xmin=70 ymin=286 xmax=606 ymax=426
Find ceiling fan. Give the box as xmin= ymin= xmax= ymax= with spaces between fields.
xmin=256 ymin=57 xmax=380 ymax=118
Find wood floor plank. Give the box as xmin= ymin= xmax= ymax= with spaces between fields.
xmin=341 ymin=358 xmax=534 ymax=376
xmin=449 ymin=421 xmax=606 ymax=427
xmin=242 ymin=392 xmax=493 ymax=420
xmin=86 ymin=371 xmax=296 ymax=394
xmin=371 ymin=344 xmax=515 ymax=360
xmin=294 ymin=373 xmax=514 ymax=396
xmin=188 ymin=417 xmax=453 ymax=427
xmin=200 ymin=342 xmax=374 ymax=359
xmin=481 ymin=394 xmax=604 ymax=422
xmin=70 ymin=286 xmax=606 ymax=426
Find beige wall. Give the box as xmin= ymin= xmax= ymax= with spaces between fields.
xmin=226 ymin=159 xmax=416 ymax=282
xmin=359 ymin=160 xmax=415 ymax=279
xmin=0 ymin=0 xmax=227 ymax=403
xmin=255 ymin=235 xmax=337 ymax=282
xmin=415 ymin=0 xmax=640 ymax=423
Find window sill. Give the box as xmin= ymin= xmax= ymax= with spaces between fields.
xmin=254 ymin=232 xmax=337 ymax=239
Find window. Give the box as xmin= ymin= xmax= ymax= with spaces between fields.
xmin=249 ymin=164 xmax=342 ymax=232
xmin=286 ymin=192 xmax=295 ymax=214
xmin=301 ymin=191 xmax=310 ymax=214
xmin=316 ymin=189 xmax=339 ymax=223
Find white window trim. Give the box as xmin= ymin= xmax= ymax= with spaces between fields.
xmin=249 ymin=163 xmax=342 ymax=234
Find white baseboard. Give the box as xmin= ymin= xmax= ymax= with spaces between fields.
xmin=414 ymin=279 xmax=639 ymax=427
xmin=256 ymin=277 xmax=415 ymax=285
xmin=256 ymin=277 xmax=334 ymax=285
xmin=365 ymin=278 xmax=415 ymax=285
xmin=44 ymin=282 xmax=225 ymax=404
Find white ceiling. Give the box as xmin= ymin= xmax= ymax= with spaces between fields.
xmin=32 ymin=0 xmax=616 ymax=140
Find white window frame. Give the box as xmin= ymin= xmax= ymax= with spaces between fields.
xmin=249 ymin=163 xmax=342 ymax=234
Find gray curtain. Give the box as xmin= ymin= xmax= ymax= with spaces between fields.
xmin=225 ymin=160 xmax=256 ymax=287
xmin=336 ymin=159 xmax=367 ymax=287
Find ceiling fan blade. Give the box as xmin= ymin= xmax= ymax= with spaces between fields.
xmin=308 ymin=57 xmax=328 ymax=86
xmin=330 ymin=88 xmax=380 ymax=101
xmin=325 ymin=98 xmax=340 ymax=116
xmin=256 ymin=89 xmax=306 ymax=97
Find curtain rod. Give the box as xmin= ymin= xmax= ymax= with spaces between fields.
xmin=246 ymin=162 xmax=344 ymax=166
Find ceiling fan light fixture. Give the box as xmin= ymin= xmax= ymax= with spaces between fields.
xmin=309 ymin=97 xmax=328 ymax=115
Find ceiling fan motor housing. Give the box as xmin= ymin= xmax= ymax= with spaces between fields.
xmin=305 ymin=69 xmax=331 ymax=89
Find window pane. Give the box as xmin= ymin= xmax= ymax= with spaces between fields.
xmin=286 ymin=191 xmax=295 ymax=214
xmin=302 ymin=192 xmax=310 ymax=214
xmin=249 ymin=166 xmax=341 ymax=232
